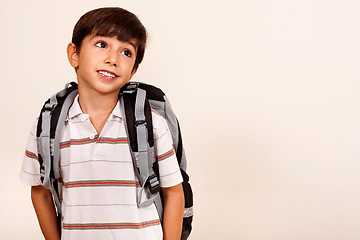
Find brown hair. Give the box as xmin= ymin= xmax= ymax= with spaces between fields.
xmin=72 ymin=7 xmax=147 ymax=71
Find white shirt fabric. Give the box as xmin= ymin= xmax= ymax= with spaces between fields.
xmin=20 ymin=95 xmax=183 ymax=240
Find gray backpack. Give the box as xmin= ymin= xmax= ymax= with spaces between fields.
xmin=36 ymin=81 xmax=193 ymax=239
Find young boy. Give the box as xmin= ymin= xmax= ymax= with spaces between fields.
xmin=20 ymin=7 xmax=184 ymax=240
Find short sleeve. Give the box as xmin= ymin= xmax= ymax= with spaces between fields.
xmin=19 ymin=119 xmax=42 ymax=186
xmin=152 ymin=110 xmax=183 ymax=188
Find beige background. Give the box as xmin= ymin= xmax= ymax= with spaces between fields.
xmin=1 ymin=0 xmax=360 ymax=239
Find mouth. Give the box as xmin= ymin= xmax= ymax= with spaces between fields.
xmin=97 ymin=70 xmax=118 ymax=79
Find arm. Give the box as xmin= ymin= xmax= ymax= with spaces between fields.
xmin=31 ymin=185 xmax=61 ymax=240
xmin=162 ymin=183 xmax=185 ymax=240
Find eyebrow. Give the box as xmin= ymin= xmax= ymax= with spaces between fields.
xmin=127 ymin=41 xmax=138 ymax=52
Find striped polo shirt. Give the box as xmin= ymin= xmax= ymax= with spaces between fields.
xmin=20 ymin=95 xmax=183 ymax=240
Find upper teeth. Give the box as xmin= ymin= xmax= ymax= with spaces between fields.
xmin=99 ymin=71 xmax=116 ymax=78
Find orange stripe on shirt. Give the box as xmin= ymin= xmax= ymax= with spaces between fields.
xmin=25 ymin=150 xmax=38 ymax=161
xmin=97 ymin=137 xmax=128 ymax=144
xmin=60 ymin=137 xmax=98 ymax=148
xmin=60 ymin=136 xmax=128 ymax=148
xmin=151 ymin=108 xmax=162 ymax=117
xmin=63 ymin=219 xmax=161 ymax=230
xmin=64 ymin=180 xmax=140 ymax=188
xmin=157 ymin=148 xmax=175 ymax=161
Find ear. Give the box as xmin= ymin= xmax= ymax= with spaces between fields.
xmin=67 ymin=43 xmax=79 ymax=68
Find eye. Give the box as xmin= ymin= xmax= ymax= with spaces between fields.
xmin=121 ymin=50 xmax=132 ymax=57
xmin=95 ymin=41 xmax=106 ymax=48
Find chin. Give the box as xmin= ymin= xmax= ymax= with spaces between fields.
xmin=95 ymin=80 xmax=127 ymax=94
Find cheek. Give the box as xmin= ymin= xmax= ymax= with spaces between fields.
xmin=80 ymin=57 xmax=97 ymax=70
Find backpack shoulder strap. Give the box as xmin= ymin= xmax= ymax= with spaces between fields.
xmin=37 ymin=82 xmax=78 ymax=184
xmin=120 ymin=82 xmax=160 ymax=208
xmin=131 ymin=83 xmax=193 ymax=239
xmin=135 ymin=83 xmax=187 ymax=170
xmin=36 ymin=82 xmax=78 ymax=237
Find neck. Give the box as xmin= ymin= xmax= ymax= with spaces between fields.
xmin=77 ymin=88 xmax=119 ymax=117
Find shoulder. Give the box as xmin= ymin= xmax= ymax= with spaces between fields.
xmin=151 ymin=108 xmax=169 ymax=140
xmin=29 ymin=118 xmax=39 ymax=140
xmin=151 ymin=108 xmax=163 ymax=119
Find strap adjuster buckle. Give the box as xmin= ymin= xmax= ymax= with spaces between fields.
xmin=122 ymin=82 xmax=139 ymax=94
xmin=147 ymin=173 xmax=160 ymax=194
xmin=43 ymin=102 xmax=56 ymax=112
xmin=135 ymin=120 xmax=146 ymax=127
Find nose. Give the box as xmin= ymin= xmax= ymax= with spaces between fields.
xmin=105 ymin=50 xmax=118 ymax=67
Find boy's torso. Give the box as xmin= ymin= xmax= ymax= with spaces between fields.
xmin=59 ymin=95 xmax=162 ymax=239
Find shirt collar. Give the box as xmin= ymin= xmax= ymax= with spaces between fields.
xmin=111 ymin=99 xmax=123 ymax=120
xmin=66 ymin=95 xmax=123 ymax=122
xmin=67 ymin=95 xmax=82 ymax=120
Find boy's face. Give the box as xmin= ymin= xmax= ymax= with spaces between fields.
xmin=67 ymin=34 xmax=138 ymax=96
